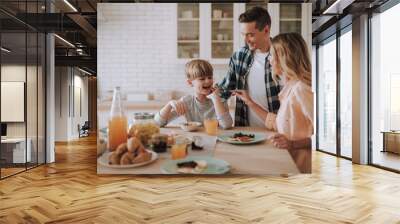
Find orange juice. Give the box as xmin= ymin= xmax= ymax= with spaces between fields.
xmin=204 ymin=119 xmax=218 ymax=135
xmin=171 ymin=144 xmax=187 ymax=160
xmin=108 ymin=116 xmax=128 ymax=151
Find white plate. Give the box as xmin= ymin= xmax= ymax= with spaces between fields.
xmin=98 ymin=150 xmax=158 ymax=168
xmin=160 ymin=156 xmax=230 ymax=174
xmin=217 ymin=132 xmax=266 ymax=145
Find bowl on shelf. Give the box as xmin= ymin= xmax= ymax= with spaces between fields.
xmin=213 ymin=10 xmax=222 ymax=19
xmin=182 ymin=10 xmax=193 ymax=19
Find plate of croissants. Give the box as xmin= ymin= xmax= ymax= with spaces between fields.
xmin=98 ymin=136 xmax=158 ymax=168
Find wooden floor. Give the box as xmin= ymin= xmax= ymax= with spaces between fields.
xmin=0 ymin=135 xmax=400 ymax=223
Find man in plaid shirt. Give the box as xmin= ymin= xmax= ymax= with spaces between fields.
xmin=219 ymin=6 xmax=281 ymax=127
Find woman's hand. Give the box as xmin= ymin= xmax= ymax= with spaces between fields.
xmin=232 ymin=90 xmax=253 ymax=105
xmin=270 ymin=133 xmax=293 ymax=150
xmin=169 ymin=100 xmax=186 ymax=116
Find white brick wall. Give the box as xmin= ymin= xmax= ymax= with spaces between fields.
xmin=98 ymin=3 xmax=228 ymax=100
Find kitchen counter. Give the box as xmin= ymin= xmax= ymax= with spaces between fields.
xmin=98 ymin=100 xmax=172 ymax=111
xmin=98 ymin=99 xmax=236 ymax=128
xmin=98 ymin=99 xmax=236 ymax=111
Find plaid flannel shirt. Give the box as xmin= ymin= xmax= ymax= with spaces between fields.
xmin=218 ymin=46 xmax=281 ymax=126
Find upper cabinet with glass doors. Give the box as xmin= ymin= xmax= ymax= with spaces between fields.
xmin=177 ymin=3 xmax=200 ymax=59
xmin=176 ymin=3 xmax=311 ymax=63
xmin=176 ymin=3 xmax=241 ymax=64
xmin=279 ymin=4 xmax=302 ymax=34
xmin=211 ymin=3 xmax=234 ymax=59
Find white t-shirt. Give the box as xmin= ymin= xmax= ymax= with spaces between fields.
xmin=247 ymin=50 xmax=269 ymax=127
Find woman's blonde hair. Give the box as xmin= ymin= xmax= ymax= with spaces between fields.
xmin=271 ymin=33 xmax=311 ymax=86
xmin=185 ymin=59 xmax=213 ymax=80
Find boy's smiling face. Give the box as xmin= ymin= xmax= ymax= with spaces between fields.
xmin=188 ymin=76 xmax=214 ymax=96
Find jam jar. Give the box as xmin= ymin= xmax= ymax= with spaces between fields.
xmin=151 ymin=133 xmax=168 ymax=153
xmin=129 ymin=112 xmax=160 ymax=146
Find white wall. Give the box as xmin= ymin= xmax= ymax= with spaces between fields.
xmin=55 ymin=67 xmax=69 ymax=141
xmin=72 ymin=73 xmax=89 ymax=137
xmin=1 ymin=65 xmax=35 ymax=137
xmin=54 ymin=67 xmax=89 ymax=141
xmin=97 ymin=3 xmax=228 ymax=100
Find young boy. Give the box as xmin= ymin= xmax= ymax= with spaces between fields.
xmin=154 ymin=59 xmax=233 ymax=129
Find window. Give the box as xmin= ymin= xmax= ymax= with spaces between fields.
xmin=370 ymin=3 xmax=400 ymax=171
xmin=317 ymin=36 xmax=337 ymax=154
xmin=339 ymin=28 xmax=352 ymax=158
xmin=0 ymin=2 xmax=47 ymax=179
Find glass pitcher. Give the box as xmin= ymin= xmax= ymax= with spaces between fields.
xmin=108 ymin=86 xmax=128 ymax=151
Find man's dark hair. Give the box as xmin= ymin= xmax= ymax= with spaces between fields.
xmin=238 ymin=6 xmax=271 ymax=31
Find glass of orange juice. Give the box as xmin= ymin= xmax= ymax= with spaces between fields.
xmin=171 ymin=143 xmax=187 ymax=160
xmin=204 ymin=118 xmax=218 ymax=135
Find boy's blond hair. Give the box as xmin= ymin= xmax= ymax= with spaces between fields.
xmin=185 ymin=59 xmax=213 ymax=80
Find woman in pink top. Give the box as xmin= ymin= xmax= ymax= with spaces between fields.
xmin=234 ymin=33 xmax=313 ymax=150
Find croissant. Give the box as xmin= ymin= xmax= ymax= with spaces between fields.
xmin=127 ymin=137 xmax=143 ymax=153
xmin=120 ymin=152 xmax=136 ymax=165
xmin=115 ymin=143 xmax=128 ymax=156
xmin=108 ymin=152 xmax=121 ymax=165
xmin=131 ymin=151 xmax=151 ymax=164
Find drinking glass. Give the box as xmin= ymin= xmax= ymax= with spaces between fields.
xmin=204 ymin=119 xmax=218 ymax=136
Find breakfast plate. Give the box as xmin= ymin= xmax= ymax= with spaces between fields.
xmin=179 ymin=121 xmax=202 ymax=132
xmin=160 ymin=156 xmax=230 ymax=174
xmin=217 ymin=132 xmax=266 ymax=145
xmin=98 ymin=150 xmax=158 ymax=168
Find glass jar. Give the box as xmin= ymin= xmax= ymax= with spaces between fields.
xmin=129 ymin=112 xmax=160 ymax=146
xmin=151 ymin=133 xmax=168 ymax=153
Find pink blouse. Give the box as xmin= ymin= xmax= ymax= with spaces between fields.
xmin=265 ymin=79 xmax=314 ymax=141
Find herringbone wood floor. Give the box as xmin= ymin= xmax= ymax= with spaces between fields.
xmin=0 ymin=135 xmax=399 ymax=224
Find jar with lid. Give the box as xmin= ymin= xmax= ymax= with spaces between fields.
xmin=128 ymin=112 xmax=160 ymax=146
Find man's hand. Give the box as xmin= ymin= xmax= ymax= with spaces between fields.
xmin=169 ymin=100 xmax=187 ymax=116
xmin=232 ymin=90 xmax=253 ymax=106
xmin=270 ymin=133 xmax=293 ymax=150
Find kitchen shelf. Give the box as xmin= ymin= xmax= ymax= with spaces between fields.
xmin=280 ymin=18 xmax=302 ymax=22
xmin=178 ymin=18 xmax=200 ymax=21
xmin=212 ymin=40 xmax=233 ymax=43
xmin=211 ymin=18 xmax=233 ymax=21
xmin=178 ymin=40 xmax=200 ymax=43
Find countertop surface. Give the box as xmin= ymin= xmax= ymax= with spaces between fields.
xmin=98 ymin=100 xmax=172 ymax=110
xmin=98 ymin=98 xmax=236 ymax=111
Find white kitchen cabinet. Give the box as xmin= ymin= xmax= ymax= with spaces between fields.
xmin=176 ymin=3 xmax=242 ymax=64
xmin=272 ymin=3 xmax=312 ymax=51
xmin=176 ymin=3 xmax=200 ymax=59
xmin=176 ymin=3 xmax=311 ymax=64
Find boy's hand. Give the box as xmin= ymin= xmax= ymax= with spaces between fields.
xmin=169 ymin=100 xmax=186 ymax=116
xmin=206 ymin=84 xmax=221 ymax=101
xmin=212 ymin=84 xmax=221 ymax=95
xmin=269 ymin=134 xmax=293 ymax=150
xmin=232 ymin=90 xmax=253 ymax=105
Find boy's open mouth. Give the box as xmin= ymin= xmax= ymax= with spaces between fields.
xmin=202 ymin=85 xmax=212 ymax=91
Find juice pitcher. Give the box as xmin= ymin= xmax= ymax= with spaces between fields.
xmin=108 ymin=86 xmax=127 ymax=151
